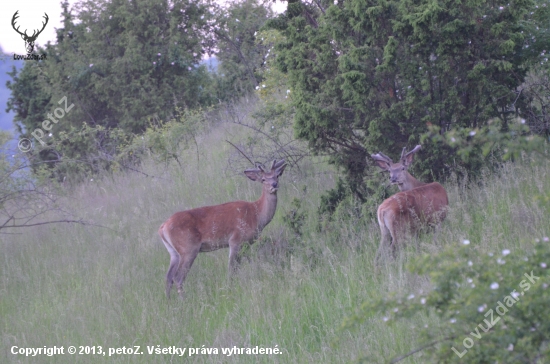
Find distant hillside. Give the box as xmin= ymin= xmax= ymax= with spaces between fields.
xmin=0 ymin=47 xmax=23 ymax=132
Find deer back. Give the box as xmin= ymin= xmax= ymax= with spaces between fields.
xmin=162 ymin=199 xmax=264 ymax=249
xmin=378 ymin=182 xmax=448 ymax=230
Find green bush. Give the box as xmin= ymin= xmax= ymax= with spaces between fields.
xmin=344 ymin=238 xmax=550 ymax=362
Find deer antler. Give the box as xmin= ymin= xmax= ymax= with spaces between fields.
xmin=30 ymin=13 xmax=49 ymax=40
xmin=11 ymin=11 xmax=49 ymax=41
xmin=11 ymin=11 xmax=25 ymax=37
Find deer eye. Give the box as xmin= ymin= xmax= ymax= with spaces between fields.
xmin=402 ymin=167 xmax=405 ymax=170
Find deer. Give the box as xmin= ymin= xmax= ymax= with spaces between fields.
xmin=11 ymin=11 xmax=49 ymax=55
xmin=158 ymin=159 xmax=287 ymax=299
xmin=371 ymin=145 xmax=448 ymax=261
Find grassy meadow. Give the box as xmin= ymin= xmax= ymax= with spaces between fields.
xmin=1 ymin=104 xmax=550 ymax=363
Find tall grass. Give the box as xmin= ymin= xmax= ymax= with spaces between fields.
xmin=1 ymin=111 xmax=549 ymax=363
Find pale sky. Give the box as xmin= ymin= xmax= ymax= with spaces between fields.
xmin=1 ymin=0 xmax=286 ymax=55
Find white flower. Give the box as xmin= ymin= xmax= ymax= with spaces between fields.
xmin=420 ymin=298 xmax=426 ymax=305
xmin=171 ymin=62 xmax=175 ymax=65
xmin=469 ymin=130 xmax=476 ymax=136
xmin=490 ymin=282 xmax=499 ymax=290
xmin=262 ymin=84 xmax=266 ymax=88
xmin=407 ymin=294 xmax=415 ymax=300
xmin=462 ymin=239 xmax=470 ymax=245
xmin=383 ymin=316 xmax=389 ymax=322
xmin=48 ymin=133 xmax=52 ymax=137
xmin=502 ymin=249 xmax=511 ymax=256
xmin=450 ymin=318 xmax=456 ymax=323
xmin=511 ymin=291 xmax=520 ymax=299
xmin=541 ymin=263 xmax=547 ymax=268
xmin=157 ymin=53 xmax=161 ymax=56
xmin=499 ymin=6 xmax=504 ymax=10
xmin=543 ymin=237 xmax=549 ymax=242
xmin=468 ymin=261 xmax=473 ymax=266
xmin=467 ymin=278 xmax=473 ymax=283
xmin=89 ymin=64 xmax=94 ymax=67
xmin=507 ymin=344 xmax=514 ymax=351
xmin=153 ymin=62 xmax=156 ymax=65
xmin=497 ymin=258 xmax=506 ymax=265
xmin=478 ymin=304 xmax=486 ymax=312
xmin=393 ymin=308 xmax=399 ymax=313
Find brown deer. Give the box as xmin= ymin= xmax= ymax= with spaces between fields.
xmin=158 ymin=159 xmax=287 ymax=298
xmin=371 ymin=145 xmax=448 ymax=260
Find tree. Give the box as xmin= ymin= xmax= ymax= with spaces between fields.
xmin=213 ymin=0 xmax=275 ymax=100
xmin=0 ymin=131 xmax=87 ymax=231
xmin=6 ymin=0 xmax=218 ymax=178
xmin=268 ymin=0 xmax=546 ymax=201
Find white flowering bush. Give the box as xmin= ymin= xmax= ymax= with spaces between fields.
xmin=343 ymin=238 xmax=550 ymax=363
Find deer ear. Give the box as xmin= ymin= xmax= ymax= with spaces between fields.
xmin=244 ymin=168 xmax=262 ymax=181
xmin=373 ymin=159 xmax=390 ymax=171
xmin=371 ymin=154 xmax=391 ymax=171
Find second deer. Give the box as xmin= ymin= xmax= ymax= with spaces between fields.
xmin=158 ymin=159 xmax=287 ymax=299
xmin=371 ymin=145 xmax=448 ymax=260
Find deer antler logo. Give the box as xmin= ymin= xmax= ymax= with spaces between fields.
xmin=12 ymin=11 xmax=49 ymax=55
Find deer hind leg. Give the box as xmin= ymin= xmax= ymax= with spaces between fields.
xmin=160 ymin=232 xmax=180 ymax=299
xmin=376 ymin=211 xmax=393 ymax=264
xmin=173 ymin=245 xmax=201 ymax=300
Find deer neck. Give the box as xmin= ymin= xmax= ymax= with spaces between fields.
xmin=254 ymin=186 xmax=278 ymax=231
xmin=399 ymin=172 xmax=426 ymax=191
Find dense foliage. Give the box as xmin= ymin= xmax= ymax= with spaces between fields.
xmin=344 ymin=237 xmax=550 ymax=362
xmin=268 ymin=0 xmax=550 ymax=200
xmin=5 ymin=0 xmax=274 ymax=179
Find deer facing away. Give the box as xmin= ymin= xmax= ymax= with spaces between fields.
xmin=371 ymin=145 xmax=448 ymax=260
xmin=158 ymin=159 xmax=286 ymax=299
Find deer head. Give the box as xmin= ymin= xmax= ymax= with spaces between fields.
xmin=12 ymin=11 xmax=49 ymax=55
xmin=244 ymin=159 xmax=287 ymax=194
xmin=371 ymin=145 xmax=423 ymax=191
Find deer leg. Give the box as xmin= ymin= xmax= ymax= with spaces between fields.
xmin=160 ymin=234 xmax=180 ymax=299
xmin=228 ymin=236 xmax=244 ymax=276
xmin=173 ymin=246 xmax=201 ymax=300
xmin=375 ymin=222 xmax=392 ymax=265
xmin=228 ymin=245 xmax=242 ymax=274
xmin=165 ymin=254 xmax=180 ymax=299
xmin=431 ymin=222 xmax=442 ymax=246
